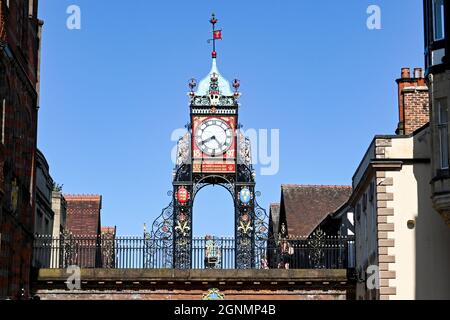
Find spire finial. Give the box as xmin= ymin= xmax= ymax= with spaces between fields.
xmin=208 ymin=13 xmax=222 ymax=59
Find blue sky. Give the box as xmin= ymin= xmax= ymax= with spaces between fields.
xmin=37 ymin=0 xmax=424 ymax=236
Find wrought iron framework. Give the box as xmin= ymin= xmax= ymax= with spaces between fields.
xmin=144 ymin=14 xmax=270 ymax=269
xmin=144 ymin=122 xmax=270 ymax=270
xmin=33 ymin=234 xmax=355 ymax=270
xmin=144 ymin=164 xmax=269 ymax=269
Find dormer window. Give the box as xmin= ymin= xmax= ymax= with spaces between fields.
xmin=424 ymin=0 xmax=448 ymax=72
xmin=433 ymin=0 xmax=445 ymax=41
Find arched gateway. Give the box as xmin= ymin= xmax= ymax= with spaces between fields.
xmin=145 ymin=14 xmax=268 ymax=269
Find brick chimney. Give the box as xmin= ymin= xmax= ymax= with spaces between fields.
xmin=395 ymin=67 xmax=430 ymax=135
xmin=64 ymin=194 xmax=102 ymax=236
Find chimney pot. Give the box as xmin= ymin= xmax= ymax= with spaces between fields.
xmin=401 ymin=68 xmax=411 ymax=79
xmin=414 ymin=68 xmax=423 ymax=79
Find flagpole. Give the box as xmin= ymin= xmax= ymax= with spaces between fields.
xmin=210 ymin=13 xmax=217 ymax=59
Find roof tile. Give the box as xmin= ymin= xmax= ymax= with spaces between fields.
xmin=281 ymin=185 xmax=351 ymax=237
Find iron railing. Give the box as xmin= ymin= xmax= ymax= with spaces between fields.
xmin=33 ymin=234 xmax=355 ymax=270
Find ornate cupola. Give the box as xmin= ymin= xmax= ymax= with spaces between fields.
xmin=189 ymin=58 xmax=239 ymax=108
xmin=188 ymin=14 xmax=241 ymax=109
xmin=195 ymin=59 xmax=233 ymax=100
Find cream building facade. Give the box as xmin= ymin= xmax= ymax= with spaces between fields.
xmin=349 ymin=129 xmax=450 ymax=299
xmin=338 ymin=68 xmax=450 ymax=300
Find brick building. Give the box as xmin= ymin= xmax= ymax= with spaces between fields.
xmin=64 ymin=195 xmax=102 ymax=267
xmin=396 ymin=68 xmax=429 ymax=135
xmin=65 ymin=195 xmax=102 ymax=236
xmin=0 ymin=0 xmax=42 ymax=299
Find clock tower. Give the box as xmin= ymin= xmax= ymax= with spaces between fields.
xmin=147 ymin=14 xmax=268 ymax=270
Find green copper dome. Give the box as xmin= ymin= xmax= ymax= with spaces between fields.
xmin=195 ymin=58 xmax=233 ymax=96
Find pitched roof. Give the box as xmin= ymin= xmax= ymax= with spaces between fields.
xmin=281 ymin=185 xmax=352 ymax=237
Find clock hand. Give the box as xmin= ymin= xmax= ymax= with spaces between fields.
xmin=201 ymin=135 xmax=216 ymax=145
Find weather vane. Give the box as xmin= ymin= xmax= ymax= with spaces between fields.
xmin=207 ymin=13 xmax=222 ymax=59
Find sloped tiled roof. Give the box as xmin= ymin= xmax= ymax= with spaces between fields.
xmin=281 ymin=185 xmax=352 ymax=237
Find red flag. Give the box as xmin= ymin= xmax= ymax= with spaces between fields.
xmin=213 ymin=30 xmax=222 ymax=40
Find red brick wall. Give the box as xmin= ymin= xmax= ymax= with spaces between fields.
xmin=0 ymin=0 xmax=41 ymax=299
xmin=403 ymin=90 xmax=430 ymax=135
xmin=396 ymin=68 xmax=430 ymax=135
xmin=65 ymin=195 xmax=102 ymax=236
xmin=64 ymin=196 xmax=102 ymax=268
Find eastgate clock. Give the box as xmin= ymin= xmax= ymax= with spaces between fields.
xmin=195 ymin=118 xmax=233 ymax=156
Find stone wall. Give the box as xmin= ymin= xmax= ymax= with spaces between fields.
xmin=32 ymin=269 xmax=355 ymax=300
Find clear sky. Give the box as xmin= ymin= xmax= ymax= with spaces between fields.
xmin=37 ymin=0 xmax=424 ymax=236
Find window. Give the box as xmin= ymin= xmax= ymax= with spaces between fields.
xmin=438 ymin=99 xmax=449 ymax=169
xmin=362 ymin=193 xmax=367 ymax=211
xmin=425 ymin=0 xmax=447 ymax=69
xmin=433 ymin=0 xmax=445 ymax=41
xmin=371 ymin=203 xmax=377 ymax=233
xmin=28 ymin=0 xmax=34 ymax=17
xmin=369 ymin=182 xmax=374 ymax=202
xmin=363 ymin=205 xmax=368 ymax=243
xmin=36 ymin=210 xmax=43 ymax=233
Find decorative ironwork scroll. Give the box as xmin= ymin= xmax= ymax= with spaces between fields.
xmin=144 ymin=197 xmax=174 ymax=268
xmin=253 ymin=197 xmax=269 ymax=268
xmin=308 ymin=228 xmax=326 ymax=269
xmin=171 ymin=183 xmax=193 ymax=269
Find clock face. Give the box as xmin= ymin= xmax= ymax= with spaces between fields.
xmin=195 ymin=118 xmax=233 ymax=156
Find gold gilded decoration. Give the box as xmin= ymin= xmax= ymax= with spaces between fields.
xmin=193 ymin=162 xmax=202 ymax=172
xmin=238 ymin=220 xmax=253 ymax=235
xmin=202 ymin=288 xmax=225 ymax=300
xmin=226 ymin=150 xmax=235 ymax=158
xmin=175 ymin=220 xmax=191 ymax=237
xmin=193 ymin=150 xmax=202 ymax=158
